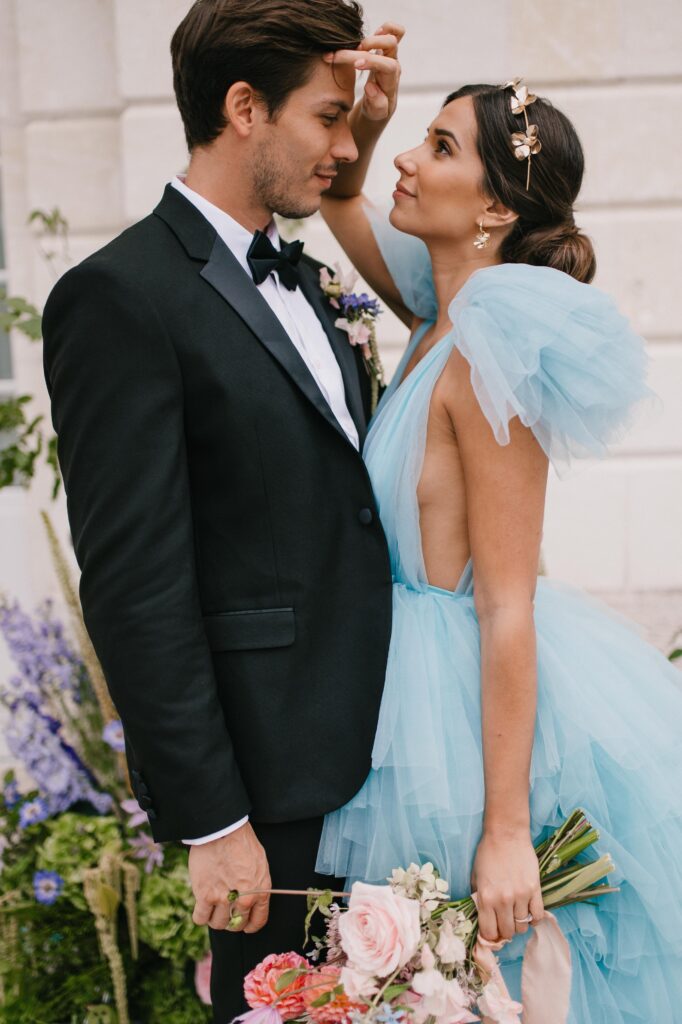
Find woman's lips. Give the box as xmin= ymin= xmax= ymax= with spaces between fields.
xmin=393 ymin=182 xmax=415 ymax=199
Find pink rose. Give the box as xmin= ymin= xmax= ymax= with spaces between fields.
xmin=195 ymin=951 xmax=212 ymax=1005
xmin=338 ymin=881 xmax=421 ymax=977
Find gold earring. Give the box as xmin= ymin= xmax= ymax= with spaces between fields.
xmin=473 ymin=220 xmax=491 ymax=250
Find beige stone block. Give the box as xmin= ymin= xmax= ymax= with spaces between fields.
xmin=121 ymin=105 xmax=188 ymax=222
xmin=15 ymin=0 xmax=119 ymax=114
xmin=618 ymin=342 xmax=682 ymax=455
xmin=362 ymin=0 xmax=682 ymax=88
xmin=583 ymin=208 xmax=682 ymax=339
xmin=114 ymin=0 xmax=190 ymax=100
xmin=30 ymin=233 xmax=118 ymax=309
xmin=25 ymin=119 xmax=122 ymax=234
xmin=543 ymin=464 xmax=628 ymax=590
xmin=628 ymin=459 xmax=682 ymax=589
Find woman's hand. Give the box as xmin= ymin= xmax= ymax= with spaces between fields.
xmin=471 ymin=829 xmax=545 ymax=942
xmin=324 ymin=22 xmax=405 ymax=122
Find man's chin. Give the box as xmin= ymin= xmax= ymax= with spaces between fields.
xmin=275 ymin=198 xmax=321 ymax=221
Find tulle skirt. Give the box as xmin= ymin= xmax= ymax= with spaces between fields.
xmin=316 ymin=577 xmax=682 ymax=1023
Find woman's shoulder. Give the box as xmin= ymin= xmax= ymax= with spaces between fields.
xmin=445 ymin=263 xmax=654 ymax=475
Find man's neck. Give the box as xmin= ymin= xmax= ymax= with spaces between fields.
xmin=183 ymin=152 xmax=272 ymax=234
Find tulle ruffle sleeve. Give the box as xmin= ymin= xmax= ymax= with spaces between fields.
xmin=366 ymin=205 xmax=438 ymax=321
xmin=447 ymin=262 xmax=654 ymax=476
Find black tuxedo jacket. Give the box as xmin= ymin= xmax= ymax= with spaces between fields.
xmin=43 ymin=185 xmax=393 ymax=843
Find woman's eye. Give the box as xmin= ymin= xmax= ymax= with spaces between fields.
xmin=436 ymin=139 xmax=451 ymax=155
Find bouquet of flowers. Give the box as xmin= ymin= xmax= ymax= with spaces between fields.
xmin=231 ymin=811 xmax=616 ymax=1024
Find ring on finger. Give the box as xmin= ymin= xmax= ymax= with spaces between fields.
xmin=514 ymin=913 xmax=533 ymax=924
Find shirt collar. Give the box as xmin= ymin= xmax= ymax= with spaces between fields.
xmin=170 ymin=176 xmax=280 ymax=276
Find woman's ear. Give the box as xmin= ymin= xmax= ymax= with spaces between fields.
xmin=224 ymin=81 xmax=262 ymax=138
xmin=481 ymin=198 xmax=519 ymax=230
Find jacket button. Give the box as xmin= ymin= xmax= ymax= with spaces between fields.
xmin=358 ymin=508 xmax=373 ymax=525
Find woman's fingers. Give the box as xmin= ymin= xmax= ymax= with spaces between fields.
xmin=357 ymin=32 xmax=400 ymax=56
xmin=513 ymin=900 xmax=532 ymax=935
xmin=529 ymin=891 xmax=545 ymax=924
xmin=374 ymin=22 xmax=406 ymax=44
xmin=496 ymin=898 xmax=517 ymax=941
xmin=477 ymin=901 xmax=499 ymax=943
xmin=325 ymin=50 xmax=398 ymax=76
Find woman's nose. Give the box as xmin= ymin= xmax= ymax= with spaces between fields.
xmin=394 ymin=149 xmax=418 ymax=176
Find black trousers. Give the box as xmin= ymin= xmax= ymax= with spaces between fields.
xmin=209 ymin=816 xmax=346 ymax=1024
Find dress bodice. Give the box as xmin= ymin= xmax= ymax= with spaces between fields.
xmin=363 ymin=209 xmax=653 ymax=593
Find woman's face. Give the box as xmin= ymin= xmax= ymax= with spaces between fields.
xmin=390 ymin=95 xmax=488 ymax=245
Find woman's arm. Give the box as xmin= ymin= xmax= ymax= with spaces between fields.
xmin=443 ymin=350 xmax=549 ymax=942
xmin=321 ymin=25 xmax=414 ymax=326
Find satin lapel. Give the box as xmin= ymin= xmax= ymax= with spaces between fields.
xmin=297 ymin=260 xmax=367 ymax=446
xmin=200 ymin=235 xmax=353 ymax=446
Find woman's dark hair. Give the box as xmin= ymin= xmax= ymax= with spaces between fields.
xmin=445 ymin=84 xmax=596 ymax=283
xmin=171 ymin=0 xmax=364 ymax=151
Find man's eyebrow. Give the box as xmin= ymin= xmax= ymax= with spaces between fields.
xmin=316 ymin=99 xmax=353 ymax=113
xmin=434 ymin=127 xmax=462 ymax=151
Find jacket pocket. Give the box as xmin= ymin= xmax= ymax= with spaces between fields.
xmin=202 ymin=607 xmax=295 ymax=651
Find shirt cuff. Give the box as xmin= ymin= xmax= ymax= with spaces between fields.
xmin=182 ymin=815 xmax=249 ymax=845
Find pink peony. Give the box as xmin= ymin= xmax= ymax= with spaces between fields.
xmin=303 ymin=964 xmax=368 ymax=1024
xmin=338 ymin=881 xmax=421 ymax=978
xmin=244 ymin=952 xmax=309 ymax=1018
xmin=477 ymin=983 xmax=523 ymax=1023
xmin=195 ymin=952 xmax=212 ymax=1005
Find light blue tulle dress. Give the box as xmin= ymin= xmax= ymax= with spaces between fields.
xmin=316 ymin=214 xmax=682 ymax=1022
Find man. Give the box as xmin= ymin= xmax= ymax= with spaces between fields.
xmin=42 ymin=0 xmax=403 ymax=1018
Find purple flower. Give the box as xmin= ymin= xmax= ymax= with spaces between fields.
xmin=33 ymin=870 xmax=64 ymax=905
xmin=128 ymin=833 xmax=164 ymax=874
xmin=19 ymin=797 xmax=49 ymax=828
xmin=3 ymin=778 xmax=21 ymax=808
xmin=121 ymin=797 xmax=149 ymax=829
xmin=102 ymin=719 xmax=125 ymax=752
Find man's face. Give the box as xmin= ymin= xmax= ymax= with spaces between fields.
xmin=250 ymin=58 xmax=359 ymax=219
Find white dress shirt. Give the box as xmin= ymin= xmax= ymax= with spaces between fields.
xmin=172 ymin=177 xmax=358 ymax=845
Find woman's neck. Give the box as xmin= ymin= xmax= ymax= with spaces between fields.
xmin=427 ymin=238 xmax=502 ymax=322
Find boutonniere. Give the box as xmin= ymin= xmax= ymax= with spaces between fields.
xmin=320 ymin=264 xmax=385 ymax=414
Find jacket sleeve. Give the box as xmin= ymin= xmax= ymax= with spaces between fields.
xmin=42 ymin=261 xmax=251 ymax=842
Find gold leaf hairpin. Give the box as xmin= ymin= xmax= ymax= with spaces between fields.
xmin=502 ymin=78 xmax=540 ymax=190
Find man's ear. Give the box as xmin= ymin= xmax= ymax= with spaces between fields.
xmin=481 ymin=197 xmax=519 ymax=230
xmin=224 ymin=81 xmax=264 ymax=138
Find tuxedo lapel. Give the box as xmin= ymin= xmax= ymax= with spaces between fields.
xmin=200 ymin=235 xmax=354 ymax=446
xmin=297 ymin=259 xmax=367 ymax=446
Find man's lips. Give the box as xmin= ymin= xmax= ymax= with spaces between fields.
xmin=394 ymin=181 xmax=415 ymax=197
xmin=315 ymin=171 xmax=337 ymax=185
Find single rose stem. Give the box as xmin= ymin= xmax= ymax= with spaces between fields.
xmin=235 ymin=888 xmax=352 ymax=899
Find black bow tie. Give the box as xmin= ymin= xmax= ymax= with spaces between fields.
xmin=247 ymin=229 xmax=304 ymax=291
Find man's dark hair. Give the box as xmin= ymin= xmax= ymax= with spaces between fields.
xmin=171 ymin=0 xmax=364 ymax=151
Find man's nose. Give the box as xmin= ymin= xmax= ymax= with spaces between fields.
xmin=332 ymin=123 xmax=360 ymax=165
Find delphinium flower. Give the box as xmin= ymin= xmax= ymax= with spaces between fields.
xmin=128 ymin=832 xmax=164 ymax=874
xmin=33 ymin=869 xmax=64 ymax=905
xmin=4 ymin=698 xmax=112 ymax=816
xmin=19 ymin=797 xmax=49 ymax=828
xmin=121 ymin=797 xmax=149 ymax=829
xmin=0 ymin=599 xmax=84 ymax=705
xmin=102 ymin=719 xmax=125 ymax=752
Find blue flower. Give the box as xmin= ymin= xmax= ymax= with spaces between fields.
xmin=376 ymin=1003 xmax=407 ymax=1024
xmin=3 ymin=778 xmax=21 ymax=808
xmin=19 ymin=797 xmax=49 ymax=828
xmin=33 ymin=870 xmax=64 ymax=905
xmin=102 ymin=719 xmax=125 ymax=752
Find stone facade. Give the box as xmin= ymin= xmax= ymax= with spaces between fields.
xmin=1 ymin=0 xmax=681 ymax=757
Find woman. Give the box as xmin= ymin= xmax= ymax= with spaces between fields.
xmin=314 ymin=26 xmax=682 ymax=1022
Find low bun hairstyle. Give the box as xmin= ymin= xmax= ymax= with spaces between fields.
xmin=445 ymin=84 xmax=596 ymax=283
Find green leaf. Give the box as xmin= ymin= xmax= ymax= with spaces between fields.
xmin=669 ymin=648 xmax=682 ymax=662
xmin=275 ymin=968 xmax=307 ymax=992
xmin=383 ymin=984 xmax=410 ymax=1001
xmin=309 ymin=991 xmax=334 ymax=1008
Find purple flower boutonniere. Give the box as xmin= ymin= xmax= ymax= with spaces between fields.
xmin=320 ymin=264 xmax=385 ymax=414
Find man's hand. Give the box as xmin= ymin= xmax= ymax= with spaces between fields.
xmin=188 ymin=821 xmax=272 ymax=933
xmin=324 ymin=22 xmax=405 ymax=122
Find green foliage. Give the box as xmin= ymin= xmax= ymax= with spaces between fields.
xmin=37 ymin=814 xmax=122 ymax=911
xmin=138 ymin=860 xmax=210 ymax=967
xmin=0 ymin=293 xmax=43 ymax=342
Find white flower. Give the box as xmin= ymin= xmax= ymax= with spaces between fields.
xmin=411 ymin=947 xmax=477 ymax=1023
xmin=435 ymin=919 xmax=467 ymax=966
xmin=339 ymin=965 xmax=378 ymax=1002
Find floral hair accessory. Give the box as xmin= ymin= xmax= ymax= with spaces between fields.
xmin=320 ymin=264 xmax=385 ymax=414
xmin=502 ymin=78 xmax=542 ymax=191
